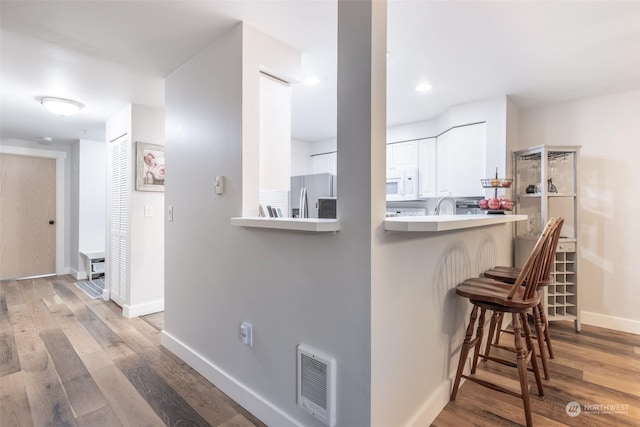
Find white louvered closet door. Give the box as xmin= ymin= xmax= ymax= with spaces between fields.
xmin=108 ymin=135 xmax=130 ymax=306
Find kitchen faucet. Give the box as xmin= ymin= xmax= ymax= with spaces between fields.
xmin=434 ymin=197 xmax=456 ymax=215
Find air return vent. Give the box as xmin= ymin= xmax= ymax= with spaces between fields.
xmin=297 ymin=345 xmax=336 ymax=427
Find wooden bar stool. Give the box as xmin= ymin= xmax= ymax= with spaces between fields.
xmin=450 ymin=218 xmax=558 ymax=427
xmin=483 ymin=218 xmax=564 ymax=380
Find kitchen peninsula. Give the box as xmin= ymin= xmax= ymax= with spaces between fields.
xmin=384 ymin=214 xmax=527 ymax=232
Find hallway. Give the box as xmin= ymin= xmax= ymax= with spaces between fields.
xmin=0 ymin=275 xmax=265 ymax=427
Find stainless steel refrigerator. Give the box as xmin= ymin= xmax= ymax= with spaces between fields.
xmin=290 ymin=173 xmax=337 ymax=218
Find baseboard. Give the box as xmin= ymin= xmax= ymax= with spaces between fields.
xmin=161 ymin=330 xmax=302 ymax=427
xmin=70 ymin=268 xmax=88 ymax=281
xmin=581 ymin=311 xmax=640 ymax=335
xmin=122 ymin=299 xmax=164 ymax=318
xmin=404 ymin=380 xmax=452 ymax=427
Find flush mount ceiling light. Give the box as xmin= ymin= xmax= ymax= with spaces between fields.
xmin=415 ymin=83 xmax=433 ymax=93
xmin=40 ymin=97 xmax=84 ymax=116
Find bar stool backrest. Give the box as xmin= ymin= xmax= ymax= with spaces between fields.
xmin=508 ymin=218 xmax=559 ymax=301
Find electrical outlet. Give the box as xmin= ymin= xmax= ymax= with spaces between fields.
xmin=144 ymin=205 xmax=153 ymax=217
xmin=168 ymin=205 xmax=174 ymax=222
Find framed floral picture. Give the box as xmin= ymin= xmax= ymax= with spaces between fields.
xmin=136 ymin=142 xmax=165 ymax=191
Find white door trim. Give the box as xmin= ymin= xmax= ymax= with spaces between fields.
xmin=0 ymin=145 xmax=67 ymax=276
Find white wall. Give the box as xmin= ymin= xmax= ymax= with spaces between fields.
xmin=106 ymin=104 xmax=165 ymax=317
xmin=373 ymin=225 xmax=513 ymax=426
xmin=74 ymin=139 xmax=107 ymax=278
xmin=519 ymin=89 xmax=640 ymax=333
xmin=259 ymin=75 xmax=291 ymax=190
xmin=163 ymin=19 xmax=374 ymax=426
xmin=291 ymin=139 xmax=313 ymax=176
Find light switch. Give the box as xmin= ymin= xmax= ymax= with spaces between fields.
xmin=144 ymin=205 xmax=153 ymax=218
xmin=168 ymin=206 xmax=174 ymax=222
xmin=215 ymin=176 xmax=224 ymax=195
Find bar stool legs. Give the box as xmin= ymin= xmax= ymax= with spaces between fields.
xmin=450 ymin=306 xmax=479 ymax=401
xmin=451 ymin=307 xmax=543 ymax=427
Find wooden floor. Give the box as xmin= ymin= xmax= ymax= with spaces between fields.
xmin=2 ymin=275 xmax=639 ymax=427
xmin=0 ymin=275 xmax=266 ymax=427
xmin=433 ymin=319 xmax=640 ymax=426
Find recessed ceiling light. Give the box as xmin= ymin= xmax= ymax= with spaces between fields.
xmin=303 ymin=77 xmax=320 ymax=86
xmin=415 ymin=83 xmax=433 ymax=93
xmin=40 ymin=97 xmax=84 ymax=116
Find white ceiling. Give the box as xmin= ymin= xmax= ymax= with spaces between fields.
xmin=1 ymin=1 xmax=639 ymax=145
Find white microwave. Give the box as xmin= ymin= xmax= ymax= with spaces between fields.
xmin=386 ymin=169 xmax=419 ymax=201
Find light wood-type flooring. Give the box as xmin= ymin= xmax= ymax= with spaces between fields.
xmin=2 ymin=275 xmax=639 ymax=427
xmin=433 ymin=318 xmax=640 ymax=426
xmin=0 ymin=275 xmax=266 ymax=427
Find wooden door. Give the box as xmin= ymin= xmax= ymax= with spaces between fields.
xmin=0 ymin=154 xmax=56 ymax=279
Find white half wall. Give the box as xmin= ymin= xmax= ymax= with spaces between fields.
xmin=164 ymin=19 xmax=373 ymax=426
xmin=518 ymin=89 xmax=640 ymax=333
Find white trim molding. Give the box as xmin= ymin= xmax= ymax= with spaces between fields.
xmin=161 ymin=331 xmax=302 ymax=427
xmin=123 ymin=299 xmax=165 ymax=318
xmin=0 ymin=145 xmax=67 ymax=276
xmin=581 ymin=311 xmax=640 ymax=335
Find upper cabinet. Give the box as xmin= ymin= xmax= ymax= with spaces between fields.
xmin=419 ymin=138 xmax=436 ymax=198
xmin=436 ymin=123 xmax=487 ymax=197
xmin=386 ymin=122 xmax=487 ymax=199
xmin=387 ymin=140 xmax=419 ymax=173
xmin=436 ymin=130 xmax=454 ymax=196
xmin=313 ymin=152 xmax=337 ymax=175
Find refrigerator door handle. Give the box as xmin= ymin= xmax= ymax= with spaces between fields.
xmin=299 ymin=187 xmax=308 ymax=218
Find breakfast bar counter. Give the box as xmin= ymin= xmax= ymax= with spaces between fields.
xmin=384 ymin=214 xmax=528 ymax=232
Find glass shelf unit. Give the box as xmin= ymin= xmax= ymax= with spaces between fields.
xmin=513 ymin=145 xmax=581 ymax=331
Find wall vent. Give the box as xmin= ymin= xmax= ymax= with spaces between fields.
xmin=297 ymin=344 xmax=336 ymax=427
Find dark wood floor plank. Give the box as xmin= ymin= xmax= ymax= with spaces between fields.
xmin=140 ymin=347 xmax=241 ymax=426
xmin=85 ymin=300 xmax=157 ymax=355
xmin=40 ymin=328 xmax=109 ymax=417
xmin=3 ymin=281 xmax=24 ymax=308
xmin=53 ymin=281 xmax=133 ymax=361
xmin=0 ymin=371 xmax=33 ymax=427
xmin=552 ymin=321 xmax=640 ymax=348
xmin=0 ymin=332 xmax=21 ymax=377
xmin=0 ymin=282 xmax=12 ymax=330
xmin=90 ymin=365 xmax=166 ymax=427
xmin=116 ymin=354 xmax=211 ymax=427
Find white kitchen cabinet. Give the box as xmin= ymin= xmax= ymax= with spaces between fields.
xmin=313 ymin=152 xmax=337 ymax=175
xmin=513 ymin=145 xmax=581 ymax=331
xmin=436 ymin=123 xmax=486 ymax=197
xmin=387 ymin=140 xmax=419 ymax=173
xmin=436 ymin=131 xmax=453 ymax=196
xmin=418 ymin=138 xmax=436 ymax=198
xmin=452 ymin=123 xmax=486 ymax=197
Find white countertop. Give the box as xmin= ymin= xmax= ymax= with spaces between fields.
xmin=231 ymin=217 xmax=340 ymax=232
xmin=384 ymin=214 xmax=528 ymax=232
